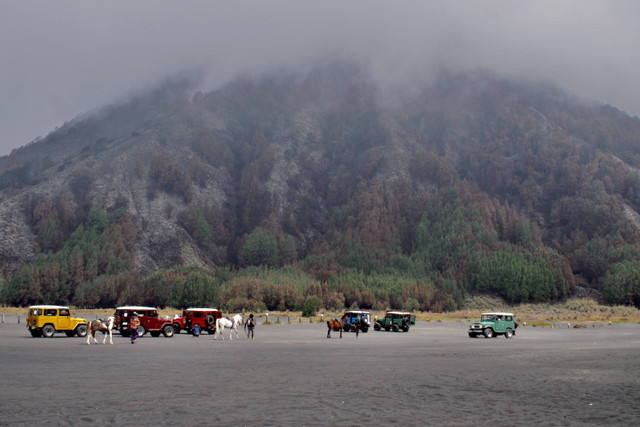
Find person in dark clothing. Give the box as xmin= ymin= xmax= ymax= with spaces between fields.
xmin=244 ymin=314 xmax=256 ymax=339
xmin=130 ymin=313 xmax=140 ymax=344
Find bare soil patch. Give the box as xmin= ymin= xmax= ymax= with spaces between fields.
xmin=1 ymin=321 xmax=639 ymax=426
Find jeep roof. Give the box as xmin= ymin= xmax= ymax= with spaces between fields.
xmin=345 ymin=310 xmax=370 ymax=314
xmin=185 ymin=307 xmax=219 ymax=312
xmin=482 ymin=312 xmax=514 ymax=316
xmin=386 ymin=311 xmax=412 ymax=315
xmin=29 ymin=305 xmax=71 ymax=309
xmin=116 ymin=305 xmax=157 ymax=311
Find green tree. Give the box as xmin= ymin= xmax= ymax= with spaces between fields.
xmin=402 ymin=297 xmax=420 ymax=312
xmin=603 ymin=260 xmax=640 ymax=305
xmin=238 ymin=228 xmax=278 ymax=267
xmin=302 ymin=295 xmax=323 ymax=317
xmin=278 ymin=234 xmax=298 ymax=266
xmin=178 ymin=272 xmax=207 ymax=308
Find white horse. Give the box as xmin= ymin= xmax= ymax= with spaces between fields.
xmin=87 ymin=316 xmax=115 ymax=345
xmin=214 ymin=314 xmax=243 ymax=340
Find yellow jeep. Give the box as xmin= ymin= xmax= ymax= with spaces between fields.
xmin=26 ymin=305 xmax=88 ymax=338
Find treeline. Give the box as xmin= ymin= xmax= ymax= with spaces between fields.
xmin=0 ymin=183 xmax=598 ymax=310
xmin=1 ymin=192 xmax=639 ymax=309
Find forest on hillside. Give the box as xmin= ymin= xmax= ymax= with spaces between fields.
xmin=2 ymin=62 xmax=640 ymax=310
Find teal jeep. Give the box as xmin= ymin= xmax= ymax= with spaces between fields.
xmin=374 ymin=311 xmax=416 ymax=332
xmin=468 ymin=312 xmax=517 ymax=338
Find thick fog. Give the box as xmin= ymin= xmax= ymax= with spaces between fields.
xmin=1 ymin=1 xmax=639 ymax=156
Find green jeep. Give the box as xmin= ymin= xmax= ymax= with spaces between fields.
xmin=374 ymin=311 xmax=416 ymax=332
xmin=468 ymin=312 xmax=517 ymax=338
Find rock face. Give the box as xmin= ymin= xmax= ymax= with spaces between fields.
xmin=2 ymin=61 xmax=640 ymax=279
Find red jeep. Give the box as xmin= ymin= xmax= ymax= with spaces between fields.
xmin=114 ymin=306 xmax=174 ymax=338
xmin=172 ymin=308 xmax=222 ymax=335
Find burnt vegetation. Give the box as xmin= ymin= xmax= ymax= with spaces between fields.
xmin=3 ymin=60 xmax=640 ymax=310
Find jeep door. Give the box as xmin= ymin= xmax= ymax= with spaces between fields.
xmin=494 ymin=316 xmax=506 ymax=333
xmin=57 ymin=308 xmax=71 ymax=330
xmin=139 ymin=310 xmax=152 ymax=329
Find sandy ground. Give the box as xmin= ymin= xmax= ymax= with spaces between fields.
xmin=0 ymin=319 xmax=639 ymax=426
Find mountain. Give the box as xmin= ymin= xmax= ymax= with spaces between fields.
xmin=3 ymin=58 xmax=640 ymax=308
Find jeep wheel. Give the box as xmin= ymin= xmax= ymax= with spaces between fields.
xmin=137 ymin=325 xmax=146 ymax=336
xmin=402 ymin=324 xmax=409 ymax=332
xmin=343 ymin=324 xmax=350 ymax=332
xmin=150 ymin=331 xmax=161 ymax=337
xmin=42 ymin=324 xmax=55 ymax=338
xmin=483 ymin=328 xmax=494 ymax=339
xmin=172 ymin=324 xmax=181 ymax=334
xmin=162 ymin=325 xmax=175 ymax=337
xmin=385 ymin=326 xmax=391 ymax=331
xmin=76 ymin=324 xmax=88 ymax=338
xmin=392 ymin=324 xmax=400 ymax=332
xmin=362 ymin=326 xmax=369 ymax=333
xmin=374 ymin=323 xmax=381 ymax=331
xmin=65 ymin=330 xmax=76 ymax=337
xmin=30 ymin=329 xmax=42 ymax=338
xmin=505 ymin=328 xmax=513 ymax=339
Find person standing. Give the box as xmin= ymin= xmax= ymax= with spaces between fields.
xmin=130 ymin=313 xmax=141 ymax=344
xmin=244 ymin=314 xmax=256 ymax=339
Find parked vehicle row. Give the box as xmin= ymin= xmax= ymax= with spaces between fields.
xmin=25 ymin=305 xmax=519 ymax=340
xmin=25 ymin=305 xmax=221 ymax=339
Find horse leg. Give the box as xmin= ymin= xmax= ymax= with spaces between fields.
xmin=87 ymin=324 xmax=98 ymax=345
xmin=108 ymin=328 xmax=113 ymax=344
xmin=339 ymin=326 xmax=343 ymax=339
xmin=219 ymin=325 xmax=225 ymax=340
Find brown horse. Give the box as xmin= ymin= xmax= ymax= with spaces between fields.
xmin=87 ymin=316 xmax=115 ymax=345
xmin=327 ymin=314 xmax=347 ymax=338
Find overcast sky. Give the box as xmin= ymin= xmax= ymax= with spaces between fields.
xmin=1 ymin=1 xmax=639 ymax=156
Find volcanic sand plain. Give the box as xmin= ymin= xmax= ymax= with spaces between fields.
xmin=1 ymin=319 xmax=639 ymax=426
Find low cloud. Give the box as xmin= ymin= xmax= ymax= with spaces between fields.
xmin=2 ymin=1 xmax=639 ymax=155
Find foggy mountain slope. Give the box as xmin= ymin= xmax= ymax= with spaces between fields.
xmin=2 ymin=61 xmax=640 ymax=288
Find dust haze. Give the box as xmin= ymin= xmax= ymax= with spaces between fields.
xmin=2 ymin=1 xmax=639 ymax=155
